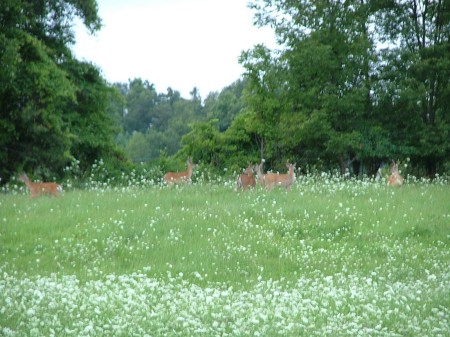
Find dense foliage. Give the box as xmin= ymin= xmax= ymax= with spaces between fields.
xmin=109 ymin=79 xmax=250 ymax=172
xmin=112 ymin=80 xmax=206 ymax=163
xmin=1 ymin=0 xmax=449 ymax=185
xmin=75 ymin=0 xmax=450 ymax=178
xmin=0 ymin=0 xmax=123 ymax=183
xmin=240 ymin=0 xmax=450 ymax=175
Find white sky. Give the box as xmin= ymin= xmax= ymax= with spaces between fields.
xmin=72 ymin=0 xmax=277 ymax=98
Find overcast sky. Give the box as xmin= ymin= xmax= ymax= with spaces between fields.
xmin=72 ymin=0 xmax=277 ymax=98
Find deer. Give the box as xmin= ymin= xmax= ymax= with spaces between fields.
xmin=387 ymin=160 xmax=404 ymax=187
xmin=18 ymin=173 xmax=62 ymax=198
xmin=163 ymin=157 xmax=196 ymax=185
xmin=265 ymin=162 xmax=296 ymax=191
xmin=236 ymin=163 xmax=256 ymax=191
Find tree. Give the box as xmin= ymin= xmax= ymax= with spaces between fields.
xmin=0 ymin=30 xmax=75 ymax=179
xmin=374 ymin=0 xmax=450 ymax=175
xmin=242 ymin=0 xmax=450 ymax=176
xmin=222 ymin=111 xmax=261 ymax=170
xmin=203 ymin=79 xmax=246 ymax=132
xmin=245 ymin=1 xmax=376 ymax=172
xmin=63 ymin=58 xmax=120 ymax=171
xmin=239 ymin=44 xmax=287 ymax=165
xmin=123 ymin=79 xmax=158 ymax=133
xmin=181 ymin=120 xmax=224 ymax=168
xmin=125 ymin=132 xmax=149 ymax=163
xmin=0 ymin=0 xmax=126 ymax=182
xmin=115 ymin=80 xmax=212 ymax=163
xmin=108 ymin=84 xmax=126 ymax=131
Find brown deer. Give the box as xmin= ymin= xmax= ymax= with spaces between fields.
xmin=236 ymin=163 xmax=256 ymax=191
xmin=18 ymin=173 xmax=62 ymax=198
xmin=388 ymin=160 xmax=404 ymax=187
xmin=163 ymin=157 xmax=196 ymax=185
xmin=264 ymin=162 xmax=296 ymax=191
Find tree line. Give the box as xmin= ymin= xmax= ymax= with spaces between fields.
xmin=1 ymin=0 xmax=449 ymax=185
xmin=239 ymin=0 xmax=450 ymax=176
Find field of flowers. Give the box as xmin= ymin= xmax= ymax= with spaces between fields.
xmin=1 ymin=173 xmax=449 ymax=336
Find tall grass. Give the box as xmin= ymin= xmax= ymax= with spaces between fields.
xmin=1 ymin=176 xmax=449 ymax=336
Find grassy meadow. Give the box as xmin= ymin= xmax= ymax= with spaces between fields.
xmin=0 ymin=175 xmax=449 ymax=336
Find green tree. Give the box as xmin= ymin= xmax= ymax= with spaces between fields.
xmin=123 ymin=79 xmax=158 ymax=133
xmin=116 ymin=81 xmax=212 ymax=163
xmin=203 ymin=79 xmax=246 ymax=132
xmin=108 ymin=83 xmax=126 ymax=132
xmin=125 ymin=131 xmax=149 ymax=163
xmin=0 ymin=31 xmax=75 ymax=179
xmin=239 ymin=44 xmax=287 ymax=165
xmin=222 ymin=111 xmax=261 ymax=171
xmin=181 ymin=120 xmax=223 ymax=168
xmin=374 ymin=0 xmax=450 ymax=175
xmin=0 ymin=0 xmax=128 ymax=182
xmin=247 ymin=0 xmax=450 ymax=175
xmin=63 ymin=58 xmax=120 ymax=171
xmin=0 ymin=0 xmax=99 ymax=180
xmin=245 ymin=1 xmax=377 ymax=172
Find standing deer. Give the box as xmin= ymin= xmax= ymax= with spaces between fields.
xmin=163 ymin=157 xmax=196 ymax=185
xmin=236 ymin=163 xmax=256 ymax=191
xmin=18 ymin=173 xmax=62 ymax=198
xmin=256 ymin=162 xmax=296 ymax=191
xmin=388 ymin=160 xmax=404 ymax=187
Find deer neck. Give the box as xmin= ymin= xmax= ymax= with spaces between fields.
xmin=287 ymin=167 xmax=294 ymax=181
xmin=21 ymin=176 xmax=32 ymax=188
xmin=186 ymin=165 xmax=193 ymax=178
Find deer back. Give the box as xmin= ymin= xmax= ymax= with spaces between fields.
xmin=164 ymin=158 xmax=196 ymax=184
xmin=19 ymin=173 xmax=61 ymax=198
xmin=264 ymin=163 xmax=296 ymax=190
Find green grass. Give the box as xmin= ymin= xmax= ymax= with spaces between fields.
xmin=1 ymin=179 xmax=449 ymax=336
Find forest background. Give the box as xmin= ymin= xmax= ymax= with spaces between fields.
xmin=1 ymin=0 xmax=449 ymax=185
